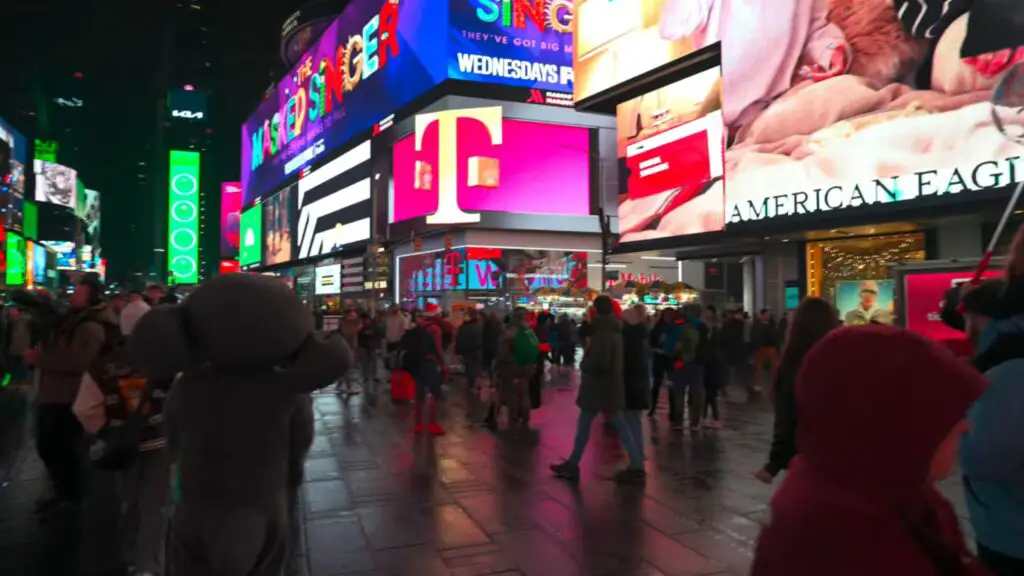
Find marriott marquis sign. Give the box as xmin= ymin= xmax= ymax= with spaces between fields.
xmin=727 ymin=157 xmax=1021 ymax=223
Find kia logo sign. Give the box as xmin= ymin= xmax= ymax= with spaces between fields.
xmin=172 ymin=109 xmax=204 ymax=120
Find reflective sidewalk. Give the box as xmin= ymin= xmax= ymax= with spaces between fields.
xmin=0 ymin=371 xmax=975 ymax=575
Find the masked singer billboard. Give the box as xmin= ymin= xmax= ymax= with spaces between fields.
xmin=448 ymin=0 xmax=574 ymax=92
xmin=241 ymin=0 xmax=449 ymax=206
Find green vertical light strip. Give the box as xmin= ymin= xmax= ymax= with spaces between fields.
xmin=6 ymin=232 xmax=25 ymax=286
xmin=168 ymin=150 xmax=200 ymax=284
xmin=23 ymin=201 xmax=37 ymax=240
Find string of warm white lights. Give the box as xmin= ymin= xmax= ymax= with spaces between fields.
xmin=816 ymin=234 xmax=926 ymax=294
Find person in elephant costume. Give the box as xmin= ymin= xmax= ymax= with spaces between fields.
xmin=129 ymin=274 xmax=353 ymax=576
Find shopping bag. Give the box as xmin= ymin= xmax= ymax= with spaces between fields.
xmin=390 ymin=369 xmax=415 ymax=403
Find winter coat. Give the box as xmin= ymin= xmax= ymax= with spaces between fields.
xmin=752 ymin=325 xmax=989 ymax=576
xmin=37 ymin=305 xmax=119 ymax=405
xmin=621 ymin=320 xmax=651 ymax=411
xmin=963 ymin=315 xmax=1024 ymax=561
xmin=455 ymin=319 xmax=484 ymax=357
xmin=577 ymin=314 xmax=624 ymax=414
xmin=720 ymin=317 xmax=747 ymax=363
xmin=764 ymin=357 xmax=798 ymax=477
xmin=750 ymin=320 xmax=779 ymax=349
xmin=482 ymin=317 xmax=502 ymax=358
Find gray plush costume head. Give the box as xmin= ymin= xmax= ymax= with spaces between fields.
xmin=129 ymin=273 xmax=350 ymax=390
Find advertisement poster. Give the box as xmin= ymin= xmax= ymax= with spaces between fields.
xmin=33 ymin=160 xmax=77 ymax=209
xmin=573 ymin=0 xmax=698 ymax=104
xmin=835 ymin=279 xmax=895 ymax=326
xmin=239 ymin=205 xmax=263 ymax=268
xmin=263 ymin=185 xmax=295 ymax=266
xmin=315 ymin=263 xmax=342 ymax=295
xmin=41 ymin=241 xmax=76 ymax=270
xmin=506 ymin=249 xmax=588 ymax=294
xmin=295 ymin=142 xmax=372 ymax=259
xmin=617 ymin=66 xmax=725 ymax=242
xmin=33 ymin=243 xmax=46 ymax=284
xmin=903 ymin=269 xmax=1002 ymax=342
xmin=6 ymin=232 xmax=25 ymax=286
xmin=391 ymin=114 xmax=590 ymax=223
xmin=241 ymin=0 xmax=448 ymax=206
xmin=220 ymin=182 xmax=242 ymax=259
xmin=82 ymin=189 xmax=101 ymax=238
xmin=448 ymin=0 xmax=574 ymax=92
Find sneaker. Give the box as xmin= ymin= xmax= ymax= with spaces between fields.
xmin=414 ymin=423 xmax=426 ymax=434
xmin=613 ymin=468 xmax=647 ymax=484
xmin=428 ymin=423 xmax=446 ymax=436
xmin=550 ymin=461 xmax=580 ymax=481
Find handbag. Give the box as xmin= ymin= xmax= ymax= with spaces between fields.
xmin=87 ymin=378 xmax=156 ymax=471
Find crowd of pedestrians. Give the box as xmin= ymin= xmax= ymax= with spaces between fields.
xmin=2 ymin=222 xmax=1022 ymax=576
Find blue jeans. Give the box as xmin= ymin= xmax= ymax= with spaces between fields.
xmin=568 ymin=409 xmax=644 ymax=470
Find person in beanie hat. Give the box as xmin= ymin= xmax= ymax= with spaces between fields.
xmin=400 ymin=302 xmax=448 ymax=435
xmin=752 ymin=325 xmax=988 ymax=576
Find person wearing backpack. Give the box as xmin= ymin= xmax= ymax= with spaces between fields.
xmin=73 ymin=299 xmax=174 ymax=576
xmin=30 ymin=276 xmax=118 ymax=519
xmin=401 ymin=303 xmax=448 ymax=435
xmin=668 ymin=303 xmax=712 ymax=431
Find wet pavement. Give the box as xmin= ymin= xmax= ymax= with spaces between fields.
xmin=0 ymin=369 xmax=975 ymax=575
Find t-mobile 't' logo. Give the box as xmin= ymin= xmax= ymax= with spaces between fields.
xmin=413 ymin=107 xmax=503 ymax=225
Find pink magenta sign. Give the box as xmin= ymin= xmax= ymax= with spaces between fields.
xmin=903 ymin=269 xmax=1002 ymax=343
xmin=391 ymin=117 xmax=591 ymax=223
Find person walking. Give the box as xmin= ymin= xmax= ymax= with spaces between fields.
xmin=73 ymin=300 xmax=173 ymax=576
xmin=357 ymin=313 xmax=383 ymax=394
xmin=749 ymin=309 xmax=780 ymax=393
xmin=648 ymin=309 xmax=681 ymax=421
xmin=338 ymin=309 xmax=362 ymax=396
xmin=720 ymin=309 xmax=748 ymax=390
xmin=402 ymin=303 xmax=448 ymax=435
xmin=31 ymin=276 xmax=118 ymax=517
xmin=493 ymin=309 xmax=538 ymax=431
xmin=455 ymin=308 xmax=484 ymax=391
xmin=751 ymin=325 xmax=989 ymax=576
xmin=701 ymin=305 xmax=726 ymax=428
xmin=755 ymin=297 xmax=838 ymax=484
xmin=668 ymin=303 xmax=710 ymax=431
xmin=384 ymin=305 xmax=410 ymax=369
xmin=554 ymin=314 xmax=575 ymax=370
xmin=551 ymin=296 xmax=645 ymax=484
xmin=957 ymin=277 xmax=1024 ymax=575
xmin=621 ymin=304 xmax=650 ymax=462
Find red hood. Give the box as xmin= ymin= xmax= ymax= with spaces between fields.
xmin=753 ymin=325 xmax=988 ymax=576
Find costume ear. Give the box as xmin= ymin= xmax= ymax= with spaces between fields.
xmin=278 ymin=332 xmax=353 ymax=393
xmin=129 ymin=305 xmax=191 ymax=377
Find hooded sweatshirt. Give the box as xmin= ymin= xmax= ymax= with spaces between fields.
xmin=753 ymin=325 xmax=988 ymax=576
xmin=963 ymin=314 xmax=1024 ymax=561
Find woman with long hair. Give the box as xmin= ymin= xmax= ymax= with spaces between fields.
xmin=755 ymin=296 xmax=837 ymax=483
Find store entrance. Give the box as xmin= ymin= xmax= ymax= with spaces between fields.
xmin=805 ymin=231 xmax=927 ymax=326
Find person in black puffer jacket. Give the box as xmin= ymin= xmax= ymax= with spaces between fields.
xmin=621 ymin=304 xmax=650 ymax=460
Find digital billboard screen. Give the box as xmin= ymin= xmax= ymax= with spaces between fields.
xmin=573 ymin=0 xmax=699 ymax=105
xmin=391 ymin=110 xmax=590 ymax=224
xmin=23 ymin=200 xmax=37 ymax=240
xmin=83 ymin=189 xmax=101 ymax=238
xmin=240 ymin=0 xmax=448 ymax=206
xmin=239 ymin=205 xmax=263 ymax=268
xmin=33 ymin=160 xmax=78 ymax=209
xmin=220 ymin=182 xmax=242 ymax=259
xmin=315 ymin=263 xmax=342 ymax=295
xmin=263 ymin=184 xmax=295 ymax=266
xmin=6 ymin=232 xmax=25 ymax=286
xmin=296 ymin=140 xmax=372 ymax=259
xmin=41 ymin=240 xmax=76 ymax=270
xmin=168 ymin=150 xmax=201 ymax=285
xmin=32 ymin=243 xmax=46 ymax=283
xmin=617 ymin=66 xmax=725 ymax=243
xmin=447 ymin=0 xmax=574 ymax=92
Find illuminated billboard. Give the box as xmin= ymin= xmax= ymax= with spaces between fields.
xmin=0 ymin=116 xmax=28 ymax=167
xmin=220 ymin=181 xmax=242 ymax=259
xmin=296 ymin=141 xmax=372 ymax=259
xmin=168 ymin=150 xmax=201 ymax=284
xmin=239 ymin=205 xmax=263 ymax=268
xmin=263 ymin=184 xmax=295 ymax=265
xmin=617 ymin=66 xmax=725 ymax=242
xmin=241 ymin=0 xmax=448 ymax=206
xmin=447 ymin=0 xmax=574 ymax=92
xmin=32 ymin=243 xmax=47 ymax=283
xmin=6 ymin=232 xmax=25 ymax=286
xmin=41 ymin=241 xmax=76 ymax=270
xmin=33 ymin=160 xmax=77 ymax=209
xmin=391 ymin=107 xmax=590 ymax=224
xmin=23 ymin=200 xmax=37 ymax=239
xmin=82 ymin=188 xmax=101 ymax=238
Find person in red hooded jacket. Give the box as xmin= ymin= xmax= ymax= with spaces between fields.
xmin=752 ymin=324 xmax=989 ymax=576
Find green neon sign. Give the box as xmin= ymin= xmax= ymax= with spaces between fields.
xmin=168 ymin=150 xmax=200 ymax=284
xmin=6 ymin=231 xmax=25 ymax=286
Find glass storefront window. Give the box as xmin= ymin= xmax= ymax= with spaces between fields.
xmin=806 ymin=232 xmax=926 ymax=326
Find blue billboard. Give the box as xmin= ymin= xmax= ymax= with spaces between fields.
xmin=447 ymin=0 xmax=574 ymax=92
xmin=0 ymin=115 xmax=28 ymax=166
